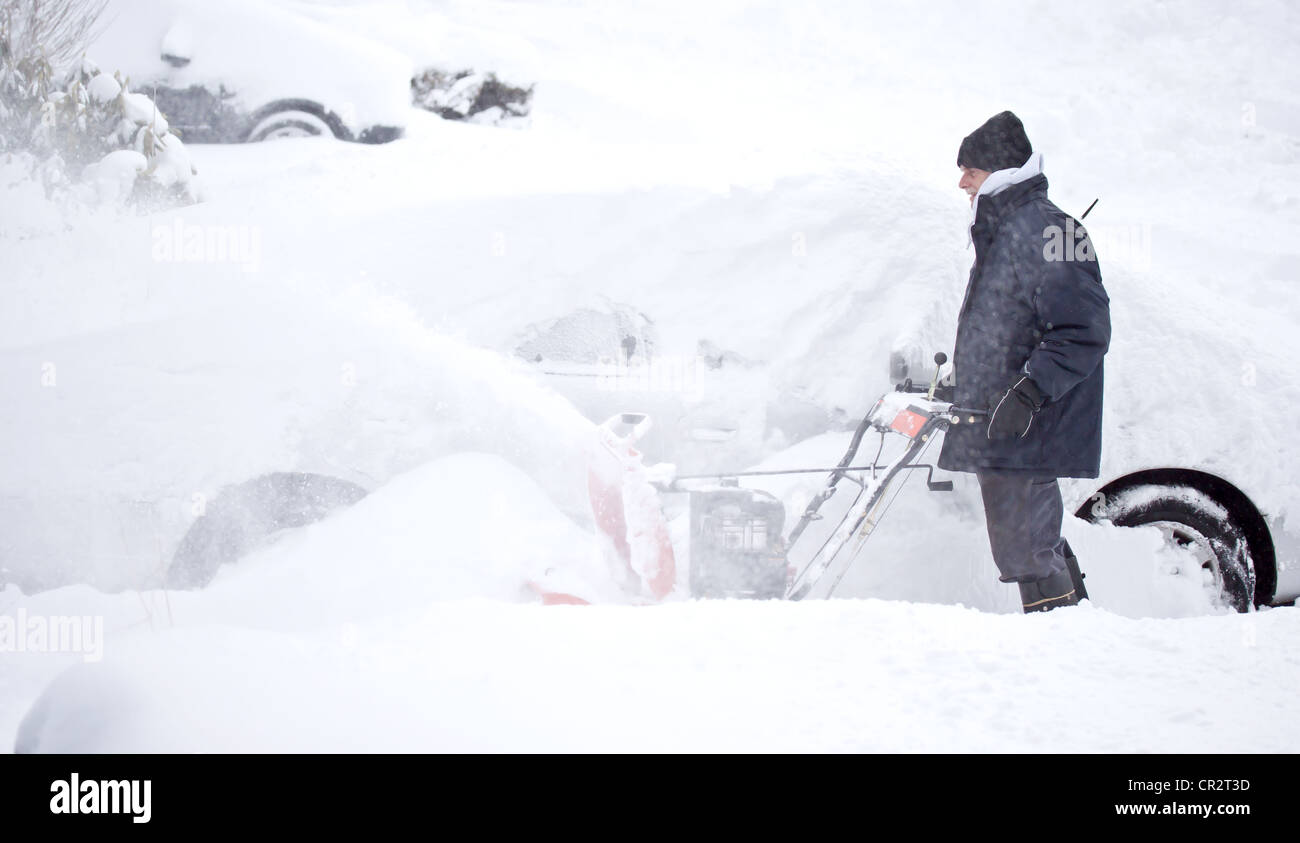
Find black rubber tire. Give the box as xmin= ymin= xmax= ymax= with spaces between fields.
xmin=1096 ymin=488 xmax=1255 ymax=612
xmin=247 ymin=117 xmax=323 ymax=141
xmin=168 ymin=473 xmax=367 ymax=589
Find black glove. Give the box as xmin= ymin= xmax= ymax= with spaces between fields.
xmin=987 ymin=376 xmax=1046 ymax=440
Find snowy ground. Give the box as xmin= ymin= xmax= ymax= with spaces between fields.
xmin=3 ymin=0 xmax=1300 ymax=751
xmin=11 ymin=592 xmax=1298 ymax=753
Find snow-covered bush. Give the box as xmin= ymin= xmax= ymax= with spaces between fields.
xmin=0 ymin=0 xmax=197 ymax=212
xmin=0 ymin=0 xmax=105 ymax=67
xmin=411 ymin=67 xmax=533 ymax=126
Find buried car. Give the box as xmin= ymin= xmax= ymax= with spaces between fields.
xmin=85 ymin=0 xmax=410 ymax=143
xmin=0 ymin=275 xmax=674 ymax=605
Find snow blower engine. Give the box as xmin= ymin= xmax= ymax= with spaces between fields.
xmin=688 ymin=485 xmax=789 ymax=599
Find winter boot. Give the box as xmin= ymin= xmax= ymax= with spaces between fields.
xmin=1061 ymin=540 xmax=1089 ymax=602
xmin=1019 ymin=567 xmax=1079 ymax=613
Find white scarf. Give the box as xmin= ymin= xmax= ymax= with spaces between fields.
xmin=967 ymin=151 xmax=1045 ymax=245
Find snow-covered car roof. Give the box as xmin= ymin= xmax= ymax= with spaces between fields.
xmin=86 ymin=0 xmax=412 ymax=134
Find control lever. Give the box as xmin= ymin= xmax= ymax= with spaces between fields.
xmin=926 ymin=351 xmax=948 ymax=401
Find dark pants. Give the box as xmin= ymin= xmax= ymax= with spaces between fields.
xmin=976 ymin=471 xmax=1067 ymax=583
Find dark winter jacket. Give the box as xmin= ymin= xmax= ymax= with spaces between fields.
xmin=937 ymin=173 xmax=1111 ymax=478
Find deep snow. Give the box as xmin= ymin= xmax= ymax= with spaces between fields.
xmin=3 ymin=0 xmax=1300 ymax=751
xmin=13 ymin=596 xmax=1298 ymax=753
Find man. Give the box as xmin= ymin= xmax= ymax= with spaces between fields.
xmin=936 ymin=111 xmax=1111 ymax=613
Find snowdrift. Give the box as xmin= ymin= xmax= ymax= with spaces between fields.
xmin=15 ymin=597 xmax=1298 ymax=753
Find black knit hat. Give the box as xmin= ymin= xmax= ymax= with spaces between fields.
xmin=957 ymin=111 xmax=1032 ymax=173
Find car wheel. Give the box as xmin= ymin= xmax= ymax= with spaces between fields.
xmin=246 ymin=109 xmax=334 ymax=142
xmin=1086 ymin=486 xmax=1256 ymax=612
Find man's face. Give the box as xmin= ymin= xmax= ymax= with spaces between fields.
xmin=958 ymin=166 xmax=992 ymax=205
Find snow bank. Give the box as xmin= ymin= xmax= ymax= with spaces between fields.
xmin=189 ymin=452 xmax=621 ymax=620
xmin=81 ymin=149 xmax=147 ymax=204
xmin=0 ymin=448 xmax=624 ymax=748
xmin=0 ymin=237 xmax=598 ymax=591
xmin=14 ymin=597 xmax=1298 ymax=753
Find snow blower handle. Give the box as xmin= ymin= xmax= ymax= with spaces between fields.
xmin=945 ymin=407 xmax=988 ymax=426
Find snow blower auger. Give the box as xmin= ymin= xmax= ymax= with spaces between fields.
xmin=669 ymin=353 xmax=997 ymax=601
xmin=531 ymin=411 xmax=679 ymax=606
